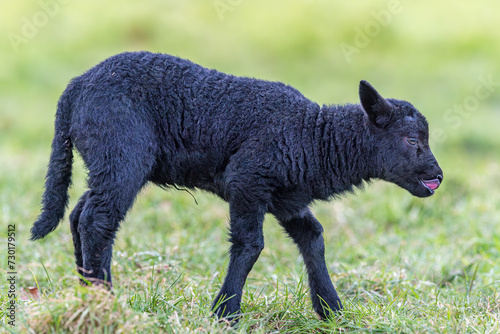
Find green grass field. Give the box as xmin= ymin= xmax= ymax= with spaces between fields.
xmin=1 ymin=0 xmax=500 ymax=332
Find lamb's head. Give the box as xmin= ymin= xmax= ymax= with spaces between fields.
xmin=359 ymin=80 xmax=443 ymax=197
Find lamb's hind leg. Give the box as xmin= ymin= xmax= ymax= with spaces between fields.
xmin=69 ymin=190 xmax=89 ymax=280
xmin=78 ymin=171 xmax=147 ymax=286
xmin=72 ymin=99 xmax=158 ymax=286
xmin=76 ymin=131 xmax=155 ymax=286
xmin=279 ymin=209 xmax=342 ymax=318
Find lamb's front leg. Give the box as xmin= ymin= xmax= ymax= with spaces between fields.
xmin=212 ymin=203 xmax=266 ymax=321
xmin=279 ymin=209 xmax=342 ymax=318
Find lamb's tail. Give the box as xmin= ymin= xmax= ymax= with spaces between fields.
xmin=30 ymin=90 xmax=74 ymax=241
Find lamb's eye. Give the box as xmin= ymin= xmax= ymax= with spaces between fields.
xmin=406 ymin=137 xmax=418 ymax=146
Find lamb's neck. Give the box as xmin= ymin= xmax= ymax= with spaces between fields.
xmin=312 ymin=104 xmax=375 ymax=198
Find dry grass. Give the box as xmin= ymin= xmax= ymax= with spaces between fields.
xmin=19 ymin=287 xmax=153 ymax=333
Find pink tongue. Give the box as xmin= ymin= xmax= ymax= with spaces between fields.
xmin=423 ymin=179 xmax=440 ymax=190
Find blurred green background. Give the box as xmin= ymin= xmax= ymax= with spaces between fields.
xmin=1 ymin=0 xmax=499 ymax=331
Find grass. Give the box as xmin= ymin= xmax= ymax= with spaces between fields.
xmin=1 ymin=0 xmax=500 ymax=332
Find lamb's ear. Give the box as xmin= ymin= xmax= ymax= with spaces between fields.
xmin=359 ymin=80 xmax=393 ymax=128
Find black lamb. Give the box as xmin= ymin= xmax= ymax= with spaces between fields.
xmin=31 ymin=51 xmax=443 ymax=320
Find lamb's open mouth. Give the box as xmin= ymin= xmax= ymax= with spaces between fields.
xmin=420 ymin=178 xmax=441 ymax=193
